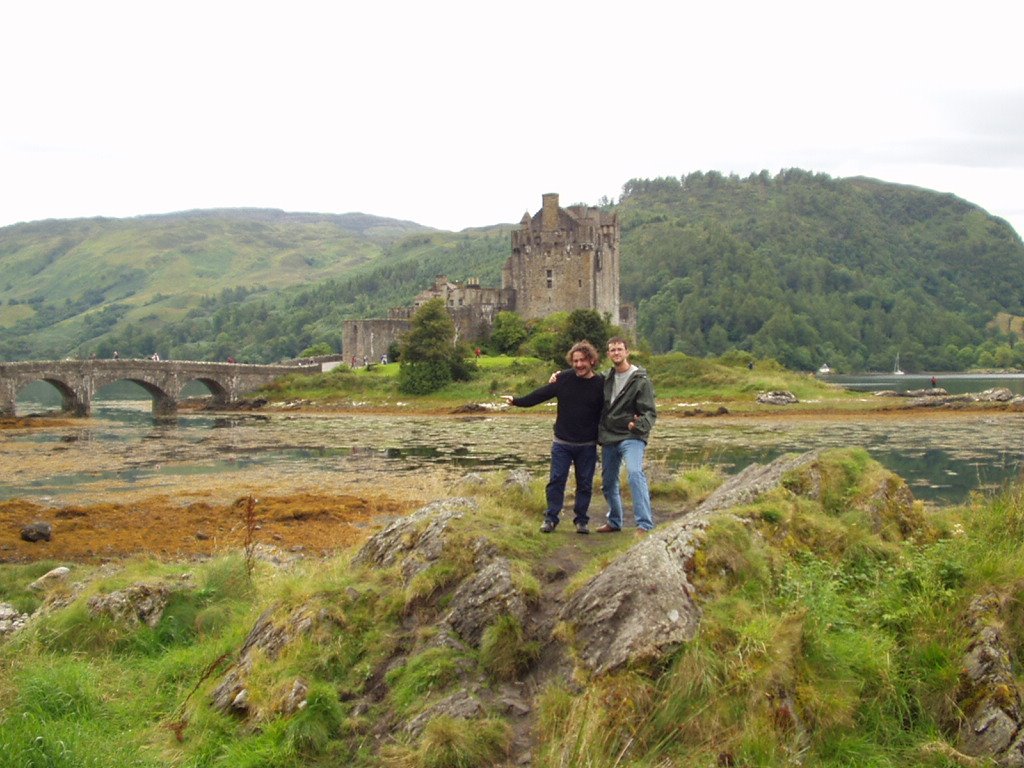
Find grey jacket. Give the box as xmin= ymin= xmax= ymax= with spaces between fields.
xmin=598 ymin=365 xmax=656 ymax=444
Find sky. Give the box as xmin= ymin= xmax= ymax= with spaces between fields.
xmin=4 ymin=0 xmax=1024 ymax=239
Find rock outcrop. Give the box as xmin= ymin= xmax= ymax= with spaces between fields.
xmin=87 ymin=581 xmax=180 ymax=628
xmin=756 ymin=390 xmax=799 ymax=405
xmin=445 ymin=557 xmax=528 ymax=646
xmin=0 ymin=603 xmax=30 ymax=637
xmin=560 ymin=452 xmax=825 ymax=674
xmin=955 ymin=592 xmax=1024 ymax=766
xmin=353 ymin=497 xmax=474 ymax=582
xmin=211 ymin=605 xmax=329 ymax=716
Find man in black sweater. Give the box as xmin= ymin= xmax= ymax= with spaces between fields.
xmin=503 ymin=340 xmax=605 ymax=534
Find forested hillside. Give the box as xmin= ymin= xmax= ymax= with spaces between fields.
xmin=1 ymin=171 xmax=1022 ymax=370
xmin=620 ymin=170 xmax=1024 ymax=371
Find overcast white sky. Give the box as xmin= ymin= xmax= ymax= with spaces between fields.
xmin=4 ymin=0 xmax=1024 ymax=239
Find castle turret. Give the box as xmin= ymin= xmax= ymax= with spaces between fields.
xmin=504 ymin=193 xmax=621 ymax=322
xmin=542 ymin=193 xmax=560 ymax=231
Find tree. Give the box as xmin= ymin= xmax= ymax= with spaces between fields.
xmin=490 ymin=311 xmax=528 ymax=355
xmin=398 ymin=298 xmax=475 ymax=394
xmin=299 ymin=342 xmax=333 ymax=358
xmin=561 ymin=309 xmax=611 ymax=356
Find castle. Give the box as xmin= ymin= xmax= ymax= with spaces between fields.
xmin=341 ymin=193 xmax=634 ymax=361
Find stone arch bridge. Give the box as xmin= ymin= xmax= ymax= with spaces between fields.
xmin=0 ymin=359 xmax=310 ymax=417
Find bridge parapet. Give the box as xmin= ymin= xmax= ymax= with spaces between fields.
xmin=0 ymin=359 xmax=308 ymax=417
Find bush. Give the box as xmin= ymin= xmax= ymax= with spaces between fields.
xmin=399 ymin=360 xmax=452 ymax=394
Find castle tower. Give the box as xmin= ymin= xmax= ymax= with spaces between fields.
xmin=343 ymin=192 xmax=629 ymax=362
xmin=503 ymin=193 xmax=621 ymax=322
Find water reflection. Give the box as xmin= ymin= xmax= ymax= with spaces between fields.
xmin=3 ymin=400 xmax=1023 ymax=506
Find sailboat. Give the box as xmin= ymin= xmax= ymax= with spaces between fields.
xmin=893 ymin=353 xmax=905 ymax=375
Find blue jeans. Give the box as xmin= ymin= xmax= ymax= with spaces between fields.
xmin=544 ymin=442 xmax=598 ymax=526
xmin=601 ymin=439 xmax=654 ymax=530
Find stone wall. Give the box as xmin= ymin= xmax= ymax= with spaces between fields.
xmin=341 ymin=318 xmax=410 ymax=364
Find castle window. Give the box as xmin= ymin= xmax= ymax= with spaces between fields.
xmin=546 ymin=269 xmax=553 ymax=289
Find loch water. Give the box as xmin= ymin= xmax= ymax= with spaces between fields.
xmin=5 ymin=388 xmax=1024 ymax=507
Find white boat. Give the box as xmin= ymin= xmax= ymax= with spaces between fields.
xmin=893 ymin=354 xmax=905 ymax=375
xmin=818 ymin=364 xmax=831 ymax=374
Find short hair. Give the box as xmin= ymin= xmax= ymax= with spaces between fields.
xmin=566 ymin=340 xmax=600 ymax=366
xmin=606 ymin=336 xmax=629 ymax=349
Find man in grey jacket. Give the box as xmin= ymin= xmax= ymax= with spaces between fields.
xmin=595 ymin=336 xmax=657 ymax=534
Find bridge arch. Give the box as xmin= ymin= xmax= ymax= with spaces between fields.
xmin=12 ymin=377 xmax=87 ymax=417
xmin=93 ymin=377 xmax=178 ymax=416
xmin=180 ymin=376 xmax=231 ymax=407
xmin=0 ymin=360 xmax=302 ymax=418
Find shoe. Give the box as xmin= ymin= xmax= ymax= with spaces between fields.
xmin=595 ymin=523 xmax=621 ymax=533
xmin=575 ymin=522 xmax=590 ymax=535
xmin=634 ymin=528 xmax=651 ymax=537
xmin=540 ymin=520 xmax=556 ymax=533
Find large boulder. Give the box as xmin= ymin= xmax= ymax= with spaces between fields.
xmin=20 ymin=521 xmax=52 ymax=543
xmin=28 ymin=566 xmax=71 ymax=591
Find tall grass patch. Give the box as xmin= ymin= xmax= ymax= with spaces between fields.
xmin=381 ymin=714 xmax=512 ymax=768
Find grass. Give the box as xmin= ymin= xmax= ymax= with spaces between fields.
xmin=256 ymin=352 xmax=867 ymax=415
xmin=3 ymin=450 xmax=1024 ymax=766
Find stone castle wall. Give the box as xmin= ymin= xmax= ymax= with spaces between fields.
xmin=342 ymin=318 xmax=410 ymax=363
xmin=342 ymin=193 xmax=631 ymax=361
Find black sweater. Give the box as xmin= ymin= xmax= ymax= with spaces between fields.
xmin=511 ymin=370 xmax=605 ymax=443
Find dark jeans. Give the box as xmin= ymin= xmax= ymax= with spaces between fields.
xmin=544 ymin=441 xmax=598 ymax=526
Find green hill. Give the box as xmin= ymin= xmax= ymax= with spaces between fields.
xmin=618 ymin=170 xmax=1024 ymax=371
xmin=2 ymin=171 xmax=1023 ymax=370
xmin=0 ymin=210 xmax=468 ymax=360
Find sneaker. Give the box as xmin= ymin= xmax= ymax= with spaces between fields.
xmin=574 ymin=522 xmax=590 ymax=535
xmin=595 ymin=523 xmax=621 ymax=533
xmin=540 ymin=520 xmax=556 ymax=533
xmin=634 ymin=528 xmax=651 ymax=537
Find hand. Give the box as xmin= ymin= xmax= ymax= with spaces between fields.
xmin=501 ymin=395 xmax=514 ymax=405
xmin=548 ymin=371 xmax=559 ymax=384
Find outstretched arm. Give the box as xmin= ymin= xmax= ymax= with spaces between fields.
xmin=503 ymin=379 xmax=562 ymax=408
